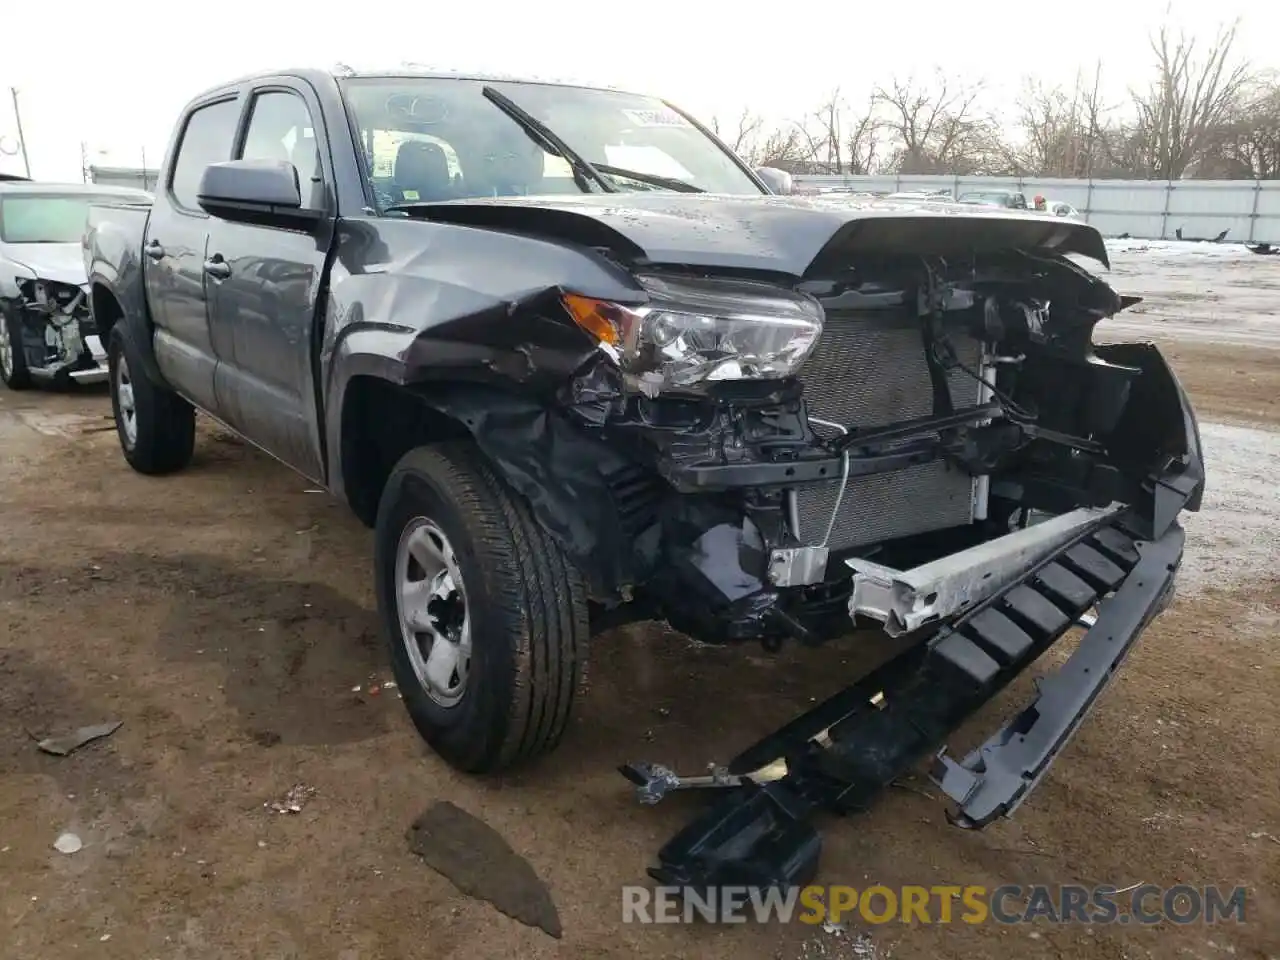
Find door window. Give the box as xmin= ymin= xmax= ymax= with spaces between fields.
xmin=240 ymin=90 xmax=324 ymax=207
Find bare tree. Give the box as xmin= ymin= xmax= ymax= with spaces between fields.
xmin=708 ymin=14 xmax=1280 ymax=184
xmin=1129 ymin=20 xmax=1254 ymax=178
xmin=754 ymin=126 xmax=818 ymax=171
xmin=874 ymin=72 xmax=996 ymax=174
xmin=842 ymin=92 xmax=882 ymax=175
xmin=710 ymin=109 xmax=764 ymax=157
xmin=1011 ymin=66 xmax=1116 ymax=177
xmin=1231 ymin=79 xmax=1280 ymax=178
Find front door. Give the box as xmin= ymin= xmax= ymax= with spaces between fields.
xmin=206 ymin=82 xmax=334 ymax=482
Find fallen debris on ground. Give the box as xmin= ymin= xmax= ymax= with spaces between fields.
xmin=33 ymin=721 xmax=123 ymax=757
xmin=407 ymin=800 xmax=562 ymax=939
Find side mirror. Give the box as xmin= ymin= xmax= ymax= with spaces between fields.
xmin=196 ymin=159 xmax=322 ymax=224
xmin=754 ymin=166 xmax=793 ymax=195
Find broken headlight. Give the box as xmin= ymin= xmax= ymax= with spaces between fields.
xmin=563 ymin=275 xmax=824 ymax=393
xmin=18 ymin=277 xmax=88 ymax=315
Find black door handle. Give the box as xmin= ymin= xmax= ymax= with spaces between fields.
xmin=203 ymin=256 xmax=231 ymax=280
xmin=144 ymin=239 xmax=165 ymax=261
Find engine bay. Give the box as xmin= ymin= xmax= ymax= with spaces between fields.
xmin=542 ymin=249 xmax=1199 ymax=648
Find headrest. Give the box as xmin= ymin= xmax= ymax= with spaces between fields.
xmin=394 ymin=140 xmax=450 ymax=185
xmin=482 ymin=136 xmax=546 ymax=192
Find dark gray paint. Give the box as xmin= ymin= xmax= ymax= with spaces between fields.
xmin=402 ymin=192 xmax=1112 ymax=274
xmin=83 ymin=65 xmax=1116 ymax=508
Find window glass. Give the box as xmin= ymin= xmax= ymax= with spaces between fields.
xmin=170 ymin=98 xmax=241 ymax=210
xmin=0 ymin=194 xmax=141 ymax=243
xmin=340 ymin=77 xmax=762 ymax=210
xmin=368 ymin=130 xmax=462 ymax=179
xmin=241 ymin=91 xmax=322 ymax=201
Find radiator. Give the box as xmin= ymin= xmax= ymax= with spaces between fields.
xmin=795 ymin=310 xmax=984 ymax=551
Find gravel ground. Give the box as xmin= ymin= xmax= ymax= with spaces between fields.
xmin=1 ymin=241 xmax=1277 ymax=960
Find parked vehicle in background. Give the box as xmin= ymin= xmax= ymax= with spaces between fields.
xmin=85 ymin=66 xmax=1203 ymax=890
xmin=957 ymin=188 xmax=1028 ymax=210
xmin=1046 ymin=199 xmax=1083 ymax=219
xmin=1 ymin=181 xmax=152 ymax=390
xmin=885 ymin=189 xmax=953 ymax=202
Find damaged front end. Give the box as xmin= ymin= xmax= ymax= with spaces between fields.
xmin=567 ymin=246 xmax=1201 ymax=890
xmin=537 ymin=252 xmax=1201 ymax=648
xmin=2 ymin=276 xmax=106 ymax=386
xmin=392 ymin=202 xmax=1203 ymax=894
xmin=547 ymin=248 xmax=1201 ymax=890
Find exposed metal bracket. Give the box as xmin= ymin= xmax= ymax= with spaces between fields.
xmin=619 ymin=758 xmax=790 ymax=805
xmin=846 ymin=504 xmax=1122 ymax=636
xmin=768 ymin=546 xmax=830 ymax=587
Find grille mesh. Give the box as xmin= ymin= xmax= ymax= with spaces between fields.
xmin=796 ymin=311 xmax=983 ymax=550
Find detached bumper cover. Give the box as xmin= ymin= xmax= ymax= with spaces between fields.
xmin=931 ymin=519 xmax=1184 ymax=826
xmin=628 ymin=515 xmax=1187 ymax=891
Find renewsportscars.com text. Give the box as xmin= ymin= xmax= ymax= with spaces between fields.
xmin=621 ymin=884 xmax=1248 ymax=926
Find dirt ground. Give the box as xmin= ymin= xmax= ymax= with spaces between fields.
xmin=2 ymin=249 xmax=1278 ymax=959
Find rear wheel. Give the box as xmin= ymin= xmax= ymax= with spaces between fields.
xmin=108 ymin=325 xmax=196 ymax=475
xmin=0 ymin=311 xmax=33 ymax=390
xmin=374 ymin=441 xmax=589 ymax=774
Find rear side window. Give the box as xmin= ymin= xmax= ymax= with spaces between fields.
xmin=169 ymin=98 xmax=241 ymax=211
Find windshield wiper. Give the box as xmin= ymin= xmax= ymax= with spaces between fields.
xmin=481 ymin=86 xmax=614 ymax=195
xmin=590 ymin=163 xmax=705 ymax=193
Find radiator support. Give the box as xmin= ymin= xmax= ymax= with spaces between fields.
xmin=796 ymin=311 xmax=985 ymax=551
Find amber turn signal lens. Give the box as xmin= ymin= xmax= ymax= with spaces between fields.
xmin=562 ymin=294 xmax=625 ymax=346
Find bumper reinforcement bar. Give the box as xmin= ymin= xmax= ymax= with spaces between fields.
xmin=620 ymin=516 xmax=1185 ymax=892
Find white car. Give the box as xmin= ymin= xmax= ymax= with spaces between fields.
xmin=1042 ymin=200 xmax=1083 ymax=219
xmin=0 ymin=179 xmax=152 ymax=390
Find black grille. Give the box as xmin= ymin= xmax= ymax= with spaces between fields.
xmin=796 ymin=311 xmax=983 ymax=551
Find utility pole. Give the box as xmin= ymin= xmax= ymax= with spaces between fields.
xmin=10 ymin=87 xmax=32 ymax=179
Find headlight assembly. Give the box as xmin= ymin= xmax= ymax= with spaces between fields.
xmin=562 ymin=275 xmax=824 ymax=394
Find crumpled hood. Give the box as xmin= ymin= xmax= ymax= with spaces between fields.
xmin=405 ymin=192 xmax=1111 ymax=276
xmin=3 ymin=242 xmax=88 ymax=286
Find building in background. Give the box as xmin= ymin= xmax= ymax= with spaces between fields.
xmin=88 ymin=165 xmax=158 ymax=192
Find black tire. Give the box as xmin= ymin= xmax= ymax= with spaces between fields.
xmin=0 ymin=310 xmax=33 ymax=390
xmin=107 ymin=324 xmax=196 ymax=475
xmin=375 ymin=441 xmax=589 ymax=774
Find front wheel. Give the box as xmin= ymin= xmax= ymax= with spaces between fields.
xmin=374 ymin=442 xmax=590 ymax=774
xmin=107 ymin=325 xmax=196 ymax=475
xmin=0 ymin=311 xmax=33 ymax=390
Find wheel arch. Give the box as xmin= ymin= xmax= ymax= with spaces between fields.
xmin=335 ymin=373 xmax=661 ymax=603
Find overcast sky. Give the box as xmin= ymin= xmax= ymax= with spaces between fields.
xmin=2 ymin=0 xmax=1275 ymax=182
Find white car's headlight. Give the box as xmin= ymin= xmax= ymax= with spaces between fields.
xmin=562 ymin=275 xmax=824 ymax=394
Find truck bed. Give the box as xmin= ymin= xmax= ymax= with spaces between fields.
xmin=84 ymin=200 xmax=153 ymax=336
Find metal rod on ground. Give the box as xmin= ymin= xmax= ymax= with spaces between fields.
xmin=10 ymin=88 xmax=31 ymax=178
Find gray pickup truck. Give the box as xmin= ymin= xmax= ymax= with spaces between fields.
xmin=84 ymin=66 xmax=1204 ymax=887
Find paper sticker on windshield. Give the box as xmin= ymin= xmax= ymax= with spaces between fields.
xmin=622 ymin=108 xmax=692 ymax=128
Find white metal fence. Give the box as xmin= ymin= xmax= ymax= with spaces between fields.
xmin=90 ymin=161 xmax=1280 ymax=245
xmin=794 ymin=174 xmax=1280 ymax=245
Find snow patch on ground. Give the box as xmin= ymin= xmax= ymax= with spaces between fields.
xmin=1179 ymin=421 xmax=1280 ymax=595
xmin=1103 ymin=238 xmax=1261 ymax=260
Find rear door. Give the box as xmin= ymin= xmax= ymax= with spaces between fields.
xmin=142 ymin=94 xmax=242 ymax=414
xmin=205 ymin=80 xmax=334 ymax=481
